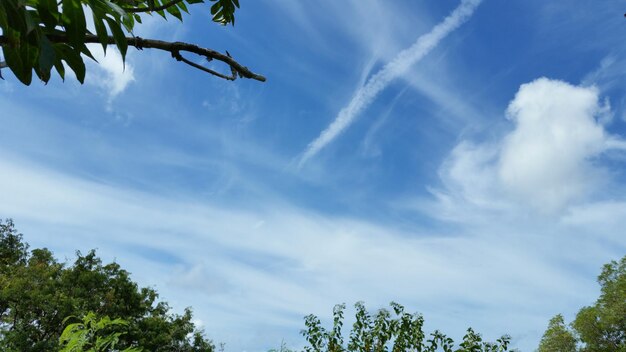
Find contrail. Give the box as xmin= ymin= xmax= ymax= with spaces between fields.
xmin=298 ymin=0 xmax=483 ymax=167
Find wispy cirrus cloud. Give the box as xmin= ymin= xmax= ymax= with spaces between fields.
xmin=0 ymin=153 xmax=611 ymax=352
xmin=298 ymin=0 xmax=483 ymax=167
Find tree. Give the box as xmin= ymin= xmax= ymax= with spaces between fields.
xmin=538 ymin=255 xmax=626 ymax=352
xmin=0 ymin=219 xmax=215 ymax=351
xmin=0 ymin=0 xmax=266 ymax=86
xmin=537 ymin=315 xmax=577 ymax=352
xmin=302 ymin=302 xmax=513 ymax=352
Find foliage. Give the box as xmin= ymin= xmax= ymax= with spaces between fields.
xmin=59 ymin=312 xmax=141 ymax=352
xmin=0 ymin=219 xmax=215 ymax=352
xmin=537 ymin=315 xmax=577 ymax=352
xmin=0 ymin=0 xmax=263 ymax=85
xmin=538 ymin=255 xmax=626 ymax=352
xmin=302 ymin=302 xmax=513 ymax=352
xmin=209 ymin=0 xmax=239 ymax=26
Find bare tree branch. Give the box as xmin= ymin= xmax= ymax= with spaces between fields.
xmin=0 ymin=34 xmax=266 ymax=82
xmin=0 ymin=61 xmax=7 ymax=69
xmin=123 ymin=0 xmax=185 ymax=13
xmin=171 ymin=51 xmax=237 ymax=80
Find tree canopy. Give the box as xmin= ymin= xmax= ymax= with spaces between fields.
xmin=537 ymin=315 xmax=577 ymax=352
xmin=301 ymin=302 xmax=513 ymax=352
xmin=0 ymin=0 xmax=265 ymax=85
xmin=538 ymin=255 xmax=626 ymax=352
xmin=0 ymin=219 xmax=215 ymax=351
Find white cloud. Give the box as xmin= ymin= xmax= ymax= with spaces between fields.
xmin=298 ymin=0 xmax=483 ymax=166
xmin=86 ymin=45 xmax=135 ymax=105
xmin=499 ymin=78 xmax=614 ymax=212
xmin=82 ymin=6 xmax=135 ymax=103
xmin=438 ymin=78 xmax=626 ymax=214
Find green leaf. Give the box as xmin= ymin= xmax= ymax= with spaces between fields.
xmin=177 ymin=0 xmax=188 ymax=14
xmin=0 ymin=1 xmax=7 ymax=29
xmin=165 ymin=3 xmax=182 ymax=21
xmin=37 ymin=35 xmax=56 ymax=77
xmin=208 ymin=0 xmax=236 ymax=25
xmin=80 ymin=44 xmax=96 ymax=62
xmin=62 ymin=0 xmax=87 ymax=49
xmin=55 ymin=43 xmax=86 ymax=83
xmin=104 ymin=16 xmax=128 ymax=61
xmin=92 ymin=12 xmax=109 ymax=53
xmin=54 ymin=58 xmax=66 ymax=80
xmin=2 ymin=27 xmax=38 ymax=85
xmin=210 ymin=1 xmax=220 ymax=14
xmin=155 ymin=9 xmax=167 ymax=19
xmin=103 ymin=0 xmax=127 ymax=18
xmin=23 ymin=9 xmax=37 ymax=34
xmin=36 ymin=0 xmax=59 ymax=29
xmin=121 ymin=13 xmax=135 ymax=32
xmin=2 ymin=0 xmax=25 ymax=33
xmin=4 ymin=45 xmax=33 ymax=85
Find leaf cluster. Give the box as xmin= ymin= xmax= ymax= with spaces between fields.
xmin=209 ymin=0 xmax=239 ymax=25
xmin=302 ymin=302 xmax=512 ymax=352
xmin=59 ymin=312 xmax=141 ymax=352
xmin=0 ymin=0 xmax=238 ymax=85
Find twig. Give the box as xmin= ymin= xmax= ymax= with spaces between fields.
xmin=171 ymin=50 xmax=236 ymax=80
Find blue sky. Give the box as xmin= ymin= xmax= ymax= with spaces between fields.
xmin=1 ymin=0 xmax=626 ymax=350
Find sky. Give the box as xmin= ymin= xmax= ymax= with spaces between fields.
xmin=1 ymin=0 xmax=626 ymax=351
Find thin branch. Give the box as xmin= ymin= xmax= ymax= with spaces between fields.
xmin=0 ymin=61 xmax=7 ymax=69
xmin=172 ymin=51 xmax=236 ymax=80
xmin=0 ymin=34 xmax=266 ymax=82
xmin=123 ymin=0 xmax=185 ymax=13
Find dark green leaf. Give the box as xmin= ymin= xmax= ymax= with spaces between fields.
xmin=121 ymin=13 xmax=135 ymax=32
xmin=177 ymin=1 xmax=188 ymax=14
xmin=36 ymin=0 xmax=59 ymax=29
xmin=3 ymin=45 xmax=31 ymax=85
xmin=37 ymin=35 xmax=56 ymax=76
xmin=165 ymin=4 xmax=182 ymax=21
xmin=55 ymin=43 xmax=86 ymax=83
xmin=23 ymin=9 xmax=37 ymax=33
xmin=103 ymin=0 xmax=127 ymax=18
xmin=92 ymin=13 xmax=109 ymax=53
xmin=80 ymin=44 xmax=96 ymax=62
xmin=61 ymin=0 xmax=87 ymax=49
xmin=210 ymin=1 xmax=220 ymax=15
xmin=54 ymin=59 xmax=66 ymax=80
xmin=2 ymin=0 xmax=26 ymax=33
xmin=155 ymin=9 xmax=167 ymax=19
xmin=104 ymin=16 xmax=127 ymax=61
xmin=3 ymin=39 xmax=37 ymax=85
xmin=0 ymin=2 xmax=8 ymax=29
